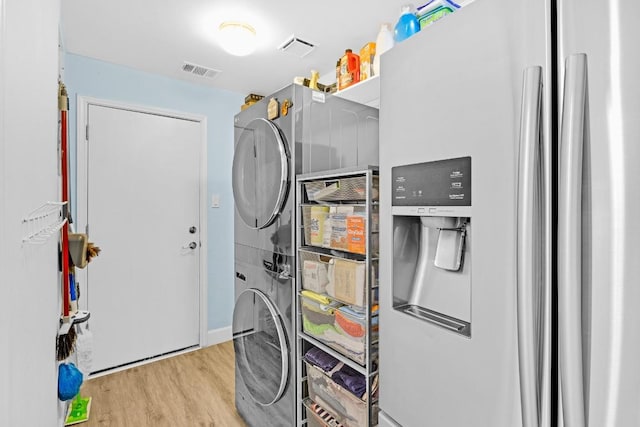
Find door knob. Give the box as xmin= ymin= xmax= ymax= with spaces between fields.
xmin=183 ymin=241 xmax=197 ymax=249
xmin=189 ymin=226 xmax=197 ymax=234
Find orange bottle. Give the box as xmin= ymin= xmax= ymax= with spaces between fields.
xmin=338 ymin=49 xmax=360 ymax=91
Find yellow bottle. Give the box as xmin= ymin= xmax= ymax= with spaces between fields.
xmin=309 ymin=70 xmax=320 ymax=90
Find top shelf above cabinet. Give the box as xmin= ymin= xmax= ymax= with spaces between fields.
xmin=333 ymin=75 xmax=380 ymax=109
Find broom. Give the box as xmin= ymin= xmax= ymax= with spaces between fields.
xmin=57 ymin=81 xmax=76 ymax=361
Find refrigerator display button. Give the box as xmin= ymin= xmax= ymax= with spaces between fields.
xmin=417 ymin=208 xmax=425 ymax=214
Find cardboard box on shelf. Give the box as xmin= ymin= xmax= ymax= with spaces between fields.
xmin=244 ymin=93 xmax=264 ymax=104
xmin=346 ymin=215 xmax=366 ymax=254
xmin=359 ymin=42 xmax=376 ymax=81
xmin=330 ymin=206 xmax=354 ymax=251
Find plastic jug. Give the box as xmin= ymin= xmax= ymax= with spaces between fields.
xmin=394 ymin=4 xmax=420 ymax=42
xmin=373 ymin=23 xmax=395 ymax=76
xmin=338 ymin=49 xmax=360 ymax=91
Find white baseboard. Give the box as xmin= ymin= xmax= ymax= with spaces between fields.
xmin=207 ymin=326 xmax=232 ymax=346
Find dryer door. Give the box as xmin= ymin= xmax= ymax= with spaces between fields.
xmin=232 ymin=288 xmax=289 ymax=406
xmin=232 ymin=118 xmax=290 ymax=230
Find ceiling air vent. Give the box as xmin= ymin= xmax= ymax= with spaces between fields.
xmin=181 ymin=62 xmax=221 ymax=79
xmin=277 ymin=35 xmax=316 ymax=58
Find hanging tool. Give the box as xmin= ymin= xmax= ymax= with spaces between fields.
xmin=56 ymin=81 xmax=76 ymax=361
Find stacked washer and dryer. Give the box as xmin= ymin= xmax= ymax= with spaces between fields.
xmin=231 ymin=84 xmax=379 ymax=426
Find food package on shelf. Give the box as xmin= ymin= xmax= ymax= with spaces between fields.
xmin=359 ymin=42 xmax=376 ymax=81
xmin=329 ymin=206 xmax=354 ymax=250
xmin=346 ymin=215 xmax=366 ymax=254
xmin=244 ymin=93 xmax=264 ymax=104
xmin=309 ymin=205 xmax=330 ymax=246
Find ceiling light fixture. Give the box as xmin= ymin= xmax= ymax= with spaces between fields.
xmin=218 ymin=21 xmax=257 ymax=57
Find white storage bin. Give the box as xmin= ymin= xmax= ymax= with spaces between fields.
xmin=306 ymin=362 xmax=372 ymax=427
xmin=300 ymin=251 xmax=332 ymax=293
xmin=301 ymin=291 xmax=368 ymax=365
xmin=327 ymin=258 xmax=366 ymax=307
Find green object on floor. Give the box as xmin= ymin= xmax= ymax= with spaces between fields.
xmin=65 ymin=394 xmax=92 ymax=425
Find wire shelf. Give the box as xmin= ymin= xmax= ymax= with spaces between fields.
xmin=22 ymin=201 xmax=67 ymax=244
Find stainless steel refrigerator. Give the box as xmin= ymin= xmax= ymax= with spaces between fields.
xmin=378 ymin=0 xmax=640 ymax=426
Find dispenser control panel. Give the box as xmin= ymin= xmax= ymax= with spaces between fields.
xmin=392 ymin=157 xmax=471 ymax=206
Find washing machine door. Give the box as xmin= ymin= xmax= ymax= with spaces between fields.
xmin=232 ymin=288 xmax=289 ymax=406
xmin=232 ymin=118 xmax=290 ymax=230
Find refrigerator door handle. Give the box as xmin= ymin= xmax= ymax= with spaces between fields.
xmin=517 ymin=65 xmax=544 ymax=427
xmin=558 ymin=53 xmax=588 ymax=427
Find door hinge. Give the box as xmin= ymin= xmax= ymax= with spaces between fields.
xmin=85 ymin=224 xmax=89 ymax=235
xmin=85 ymin=124 xmax=89 ymax=141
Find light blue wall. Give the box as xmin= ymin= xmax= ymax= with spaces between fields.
xmin=64 ymin=53 xmax=243 ymax=332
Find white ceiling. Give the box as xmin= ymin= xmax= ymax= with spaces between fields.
xmin=60 ymin=0 xmax=409 ymax=97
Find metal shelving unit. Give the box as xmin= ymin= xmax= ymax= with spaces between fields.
xmin=295 ymin=166 xmax=379 ymax=427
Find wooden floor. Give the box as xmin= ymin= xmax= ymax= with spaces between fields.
xmin=78 ymin=341 xmax=246 ymax=427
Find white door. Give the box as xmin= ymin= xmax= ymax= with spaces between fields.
xmin=81 ymin=103 xmax=202 ymax=373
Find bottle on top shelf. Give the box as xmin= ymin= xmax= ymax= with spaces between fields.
xmin=338 ymin=49 xmax=360 ymax=91
xmin=373 ymin=23 xmax=395 ymax=76
xmin=394 ymin=4 xmax=421 ymax=42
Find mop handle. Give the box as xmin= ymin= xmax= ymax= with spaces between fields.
xmin=60 ymin=85 xmax=70 ymax=319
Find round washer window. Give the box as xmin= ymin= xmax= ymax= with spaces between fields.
xmin=232 ymin=118 xmax=289 ymax=230
xmin=232 ymin=288 xmax=289 ymax=406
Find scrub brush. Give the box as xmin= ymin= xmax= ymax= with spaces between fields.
xmin=86 ymin=242 xmax=101 ymax=263
xmin=57 ymin=323 xmax=77 ymax=361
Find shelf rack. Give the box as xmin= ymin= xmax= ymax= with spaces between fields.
xmin=295 ymin=166 xmax=379 ymax=427
xmin=333 ymin=76 xmax=380 ymax=109
xmin=21 ymin=201 xmax=67 ymax=244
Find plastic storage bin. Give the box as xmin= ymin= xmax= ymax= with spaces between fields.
xmin=306 ymin=363 xmax=366 ymax=425
xmin=300 ymin=251 xmax=377 ymax=308
xmin=417 ymin=0 xmax=459 ymax=29
xmin=302 ymin=206 xmax=379 ymax=255
xmin=305 ymin=362 xmax=375 ymax=427
xmin=304 ymin=176 xmax=379 ymax=202
xmin=301 ymin=293 xmax=378 ymax=365
xmin=300 ymin=251 xmax=332 ymax=293
xmin=304 ymin=398 xmax=346 ymax=427
xmin=301 ymin=290 xmax=342 ymax=328
xmin=326 ymin=258 xmax=367 ymax=307
xmin=335 ymin=306 xmax=379 ymax=343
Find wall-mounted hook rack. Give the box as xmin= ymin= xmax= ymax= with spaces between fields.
xmin=21 ymin=201 xmax=67 ymax=244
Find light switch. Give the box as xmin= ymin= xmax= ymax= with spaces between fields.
xmin=211 ymin=194 xmax=220 ymax=208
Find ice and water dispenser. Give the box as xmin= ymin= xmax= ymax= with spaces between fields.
xmin=392 ymin=157 xmax=472 ymax=337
